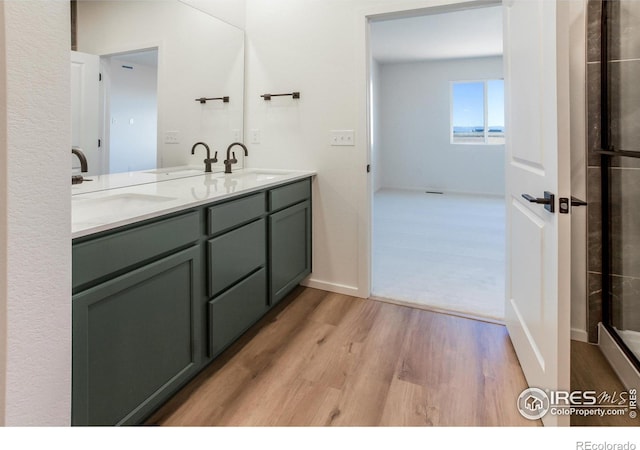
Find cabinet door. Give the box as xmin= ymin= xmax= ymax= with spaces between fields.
xmin=268 ymin=200 xmax=311 ymax=305
xmin=72 ymin=246 xmax=201 ymax=426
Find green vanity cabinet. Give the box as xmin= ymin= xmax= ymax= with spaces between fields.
xmin=72 ymin=176 xmax=313 ymax=426
xmin=268 ymin=179 xmax=312 ymax=305
xmin=72 ymin=211 xmax=202 ymax=426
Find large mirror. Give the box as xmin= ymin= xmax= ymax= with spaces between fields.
xmin=71 ymin=0 xmax=244 ymax=176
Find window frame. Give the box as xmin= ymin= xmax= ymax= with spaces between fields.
xmin=449 ymin=78 xmax=504 ymax=146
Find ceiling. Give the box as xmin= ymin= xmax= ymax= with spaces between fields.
xmin=370 ymin=6 xmax=503 ymax=64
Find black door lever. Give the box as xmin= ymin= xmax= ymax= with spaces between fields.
xmin=558 ymin=196 xmax=588 ymax=213
xmin=570 ymin=196 xmax=587 ymax=206
xmin=522 ymin=191 xmax=555 ymax=213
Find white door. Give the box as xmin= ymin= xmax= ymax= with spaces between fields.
xmin=71 ymin=51 xmax=102 ymax=176
xmin=504 ymin=0 xmax=571 ymax=426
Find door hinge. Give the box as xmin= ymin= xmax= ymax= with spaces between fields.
xmin=98 ymin=139 xmax=101 ymax=148
xmin=99 ymin=73 xmax=102 ymax=81
xmin=366 ymin=164 xmax=371 ymax=173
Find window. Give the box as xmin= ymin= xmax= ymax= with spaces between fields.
xmin=451 ymin=79 xmax=504 ymax=144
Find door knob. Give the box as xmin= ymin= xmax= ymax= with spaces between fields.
xmin=521 ymin=191 xmax=555 ymax=213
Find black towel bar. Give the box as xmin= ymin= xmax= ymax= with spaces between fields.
xmin=261 ymin=92 xmax=300 ymax=100
xmin=195 ymin=96 xmax=229 ymax=104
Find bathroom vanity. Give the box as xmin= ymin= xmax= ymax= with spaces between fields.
xmin=71 ymin=169 xmax=314 ymax=426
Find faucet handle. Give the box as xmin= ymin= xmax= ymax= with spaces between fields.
xmin=213 ymin=151 xmax=218 ymax=162
xmin=232 ymin=151 xmax=237 ymax=163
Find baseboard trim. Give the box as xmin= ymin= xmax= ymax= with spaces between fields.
xmin=598 ymin=323 xmax=640 ymax=391
xmin=571 ymin=328 xmax=589 ymax=343
xmin=302 ymin=278 xmax=363 ymax=297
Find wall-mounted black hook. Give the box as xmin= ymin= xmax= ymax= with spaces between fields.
xmin=195 ymin=96 xmax=229 ymax=104
xmin=261 ymin=92 xmax=300 ymax=101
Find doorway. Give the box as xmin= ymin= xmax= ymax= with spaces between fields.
xmin=71 ymin=47 xmax=159 ymax=175
xmin=101 ymin=48 xmax=159 ymax=174
xmin=368 ymin=6 xmax=506 ymax=321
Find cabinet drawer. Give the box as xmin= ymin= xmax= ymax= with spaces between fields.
xmin=73 ymin=211 xmax=200 ymax=291
xmin=268 ymin=178 xmax=311 ymax=212
xmin=207 ymin=192 xmax=265 ymax=236
xmin=208 ymin=218 xmax=266 ymax=297
xmin=208 ymin=268 xmax=267 ymax=357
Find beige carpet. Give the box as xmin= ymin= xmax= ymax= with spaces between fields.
xmin=372 ymin=189 xmax=505 ymax=320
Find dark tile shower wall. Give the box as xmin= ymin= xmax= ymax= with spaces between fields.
xmin=586 ymin=0 xmax=640 ymax=342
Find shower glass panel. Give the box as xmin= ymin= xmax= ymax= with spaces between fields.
xmin=607 ymin=0 xmax=640 ymax=154
xmin=602 ymin=0 xmax=640 ymax=363
xmin=609 ymin=166 xmax=640 ymax=361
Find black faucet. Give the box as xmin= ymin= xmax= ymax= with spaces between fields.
xmin=191 ymin=142 xmax=217 ymax=173
xmin=72 ymin=147 xmax=88 ymax=172
xmin=224 ymin=142 xmax=248 ymax=174
xmin=72 ymin=147 xmax=88 ymax=184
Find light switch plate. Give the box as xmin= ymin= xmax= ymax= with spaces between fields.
xmin=164 ymin=131 xmax=180 ymax=144
xmin=250 ymin=129 xmax=261 ymax=144
xmin=330 ymin=130 xmax=355 ymax=146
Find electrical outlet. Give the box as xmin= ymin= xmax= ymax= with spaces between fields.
xmin=250 ymin=129 xmax=261 ymax=144
xmin=164 ymin=131 xmax=180 ymax=144
xmin=330 ymin=130 xmax=355 ymax=146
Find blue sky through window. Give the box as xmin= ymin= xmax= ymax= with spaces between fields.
xmin=452 ymin=79 xmax=504 ymax=143
xmin=452 ymin=82 xmax=484 ymax=128
xmin=487 ymin=79 xmax=504 ymax=130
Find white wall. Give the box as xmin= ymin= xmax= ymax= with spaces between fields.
xmin=77 ymin=1 xmax=244 ymax=172
xmin=179 ymin=0 xmax=246 ymax=29
xmin=0 ymin=1 xmax=71 ymax=425
xmin=245 ymin=0 xmax=474 ymax=297
xmin=377 ymin=56 xmax=505 ymax=196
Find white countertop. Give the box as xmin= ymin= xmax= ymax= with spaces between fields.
xmin=72 ymin=167 xmax=316 ymax=239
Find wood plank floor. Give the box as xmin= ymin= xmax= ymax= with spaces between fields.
xmin=147 ymin=287 xmax=538 ymax=426
xmin=570 ymin=340 xmax=639 ymax=427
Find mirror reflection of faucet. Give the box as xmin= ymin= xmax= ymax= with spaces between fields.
xmin=191 ymin=176 xmax=218 ymax=200
xmin=71 ymin=147 xmax=92 ymax=185
xmin=191 ymin=186 xmax=209 ymax=200
xmin=203 ymin=175 xmax=218 ymax=188
xmin=224 ymin=178 xmax=237 ymax=193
